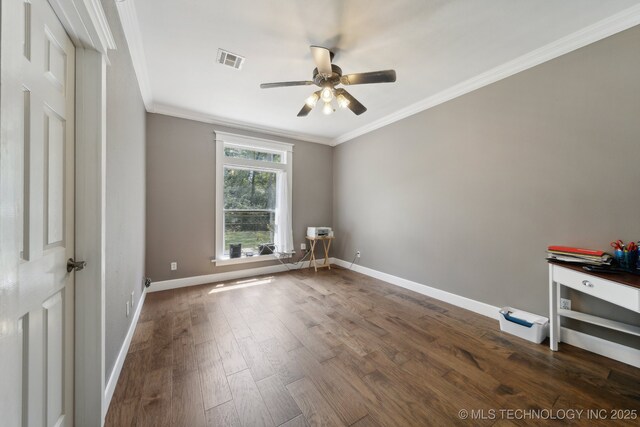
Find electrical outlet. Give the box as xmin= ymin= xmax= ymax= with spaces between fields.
xmin=301 ymin=243 xmax=306 ymax=251
xmin=560 ymin=298 xmax=571 ymax=310
xmin=356 ymin=251 xmax=361 ymax=258
xmin=170 ymin=262 xmax=177 ymax=271
xmin=126 ymin=301 xmax=130 ymax=317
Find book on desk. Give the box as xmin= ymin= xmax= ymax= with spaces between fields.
xmin=546 ymin=245 xmax=612 ymax=266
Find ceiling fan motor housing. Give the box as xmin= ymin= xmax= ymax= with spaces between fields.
xmin=313 ymin=64 xmax=343 ymax=87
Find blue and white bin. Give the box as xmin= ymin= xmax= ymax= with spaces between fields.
xmin=499 ymin=307 xmax=549 ymax=344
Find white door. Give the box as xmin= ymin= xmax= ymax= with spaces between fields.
xmin=0 ymin=0 xmax=76 ymax=426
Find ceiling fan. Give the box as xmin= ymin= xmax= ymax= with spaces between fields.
xmin=260 ymin=46 xmax=396 ymax=117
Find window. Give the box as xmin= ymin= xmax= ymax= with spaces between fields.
xmin=215 ymin=131 xmax=293 ymax=265
xmin=224 ymin=146 xmax=282 ymax=163
xmin=224 ymin=168 xmax=276 ymax=253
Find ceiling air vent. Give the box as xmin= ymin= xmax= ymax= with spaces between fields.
xmin=217 ymin=49 xmax=245 ymax=70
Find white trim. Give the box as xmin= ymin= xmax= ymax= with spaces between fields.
xmin=84 ymin=0 xmax=117 ymax=51
xmin=560 ymin=327 xmax=640 ymax=369
xmin=334 ymin=3 xmax=640 ymax=145
xmin=223 ymin=157 xmax=287 ymax=172
xmin=151 ymin=103 xmax=333 ymax=146
xmin=332 ymin=258 xmax=640 ymax=368
xmin=74 ymin=48 xmax=108 ymax=427
xmin=148 ymin=260 xmax=323 ymax=293
xmin=331 ymin=259 xmax=500 ymax=319
xmin=48 ymin=0 xmax=116 ymax=53
xmin=103 ymin=287 xmax=147 ymax=411
xmin=213 ymin=253 xmax=279 ymax=266
xmin=115 ymin=0 xmax=153 ymax=109
xmin=215 ymin=140 xmax=224 ymax=263
xmin=216 ymin=131 xmax=294 ymax=152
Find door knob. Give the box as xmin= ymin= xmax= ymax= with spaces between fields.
xmin=67 ymin=258 xmax=87 ymax=273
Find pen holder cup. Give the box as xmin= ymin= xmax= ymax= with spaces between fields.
xmin=630 ymin=250 xmax=639 ymax=270
xmin=615 ymin=249 xmax=638 ymax=270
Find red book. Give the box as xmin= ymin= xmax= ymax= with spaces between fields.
xmin=547 ymin=245 xmax=605 ymax=257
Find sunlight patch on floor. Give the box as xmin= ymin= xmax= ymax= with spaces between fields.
xmin=208 ymin=276 xmax=275 ymax=294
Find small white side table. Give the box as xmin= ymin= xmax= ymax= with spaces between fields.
xmin=548 ymin=261 xmax=640 ymax=352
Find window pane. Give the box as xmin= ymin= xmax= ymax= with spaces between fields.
xmin=224 ymin=168 xmax=276 ymax=254
xmin=224 ymin=146 xmax=282 ymax=163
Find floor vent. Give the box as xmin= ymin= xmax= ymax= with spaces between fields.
xmin=217 ymin=49 xmax=245 ymax=70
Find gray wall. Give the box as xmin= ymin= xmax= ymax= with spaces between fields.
xmin=146 ymin=113 xmax=333 ymax=282
xmin=333 ymin=25 xmax=640 ymax=349
xmin=102 ymin=0 xmax=147 ymax=380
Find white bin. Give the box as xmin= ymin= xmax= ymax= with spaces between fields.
xmin=498 ymin=307 xmax=548 ymax=344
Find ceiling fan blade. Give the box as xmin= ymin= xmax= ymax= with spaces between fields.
xmin=310 ymin=46 xmax=333 ymax=77
xmin=297 ymin=103 xmax=313 ymax=117
xmin=340 ymin=70 xmax=396 ymax=85
xmin=260 ymin=81 xmax=313 ymax=89
xmin=337 ymin=89 xmax=367 ymax=115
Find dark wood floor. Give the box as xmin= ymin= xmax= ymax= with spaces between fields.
xmin=105 ymin=266 xmax=640 ymax=427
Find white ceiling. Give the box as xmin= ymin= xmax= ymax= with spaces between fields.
xmin=117 ymin=0 xmax=640 ymax=145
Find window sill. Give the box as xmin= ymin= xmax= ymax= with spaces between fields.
xmin=212 ymin=254 xmax=278 ymax=266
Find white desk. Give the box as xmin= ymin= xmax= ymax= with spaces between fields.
xmin=548 ymin=261 xmax=640 ymax=351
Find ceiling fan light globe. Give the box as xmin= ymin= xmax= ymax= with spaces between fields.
xmin=322 ymin=102 xmax=334 ymax=115
xmin=320 ymin=87 xmax=334 ymax=103
xmin=305 ymin=93 xmax=319 ymax=108
xmin=337 ymin=94 xmax=350 ymax=108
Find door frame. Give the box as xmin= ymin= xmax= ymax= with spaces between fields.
xmin=45 ymin=1 xmax=115 ymax=425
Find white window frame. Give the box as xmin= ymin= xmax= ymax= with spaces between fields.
xmin=214 ymin=131 xmax=293 ymax=265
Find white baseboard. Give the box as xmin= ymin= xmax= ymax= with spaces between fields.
xmin=331 ymin=258 xmax=500 ymax=319
xmin=103 ymin=287 xmax=147 ymax=412
xmin=560 ymin=327 xmax=640 ymax=368
xmin=333 ymin=258 xmax=640 ymax=368
xmin=148 ymin=260 xmax=323 ymax=292
xmin=146 ymin=258 xmax=640 ymax=368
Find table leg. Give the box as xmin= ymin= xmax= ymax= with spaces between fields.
xmin=309 ymin=239 xmax=318 ymax=272
xmin=549 ymin=269 xmax=559 ymax=351
xmin=323 ymin=239 xmax=332 ymax=270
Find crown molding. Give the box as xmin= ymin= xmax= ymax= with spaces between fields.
xmin=332 ymin=3 xmax=640 ymax=145
xmin=114 ymin=0 xmax=640 ymax=147
xmin=48 ymin=0 xmax=116 ymax=53
xmin=149 ymin=103 xmax=334 ymax=146
xmin=115 ymin=0 xmax=153 ymax=109
xmin=85 ymin=0 xmax=117 ymax=51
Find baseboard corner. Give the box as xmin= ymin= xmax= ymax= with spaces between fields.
xmin=332 ymin=258 xmax=500 ymax=319
xmin=332 ymin=258 xmax=639 ymax=368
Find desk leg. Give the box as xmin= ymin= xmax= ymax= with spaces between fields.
xmin=309 ymin=239 xmax=318 ymax=272
xmin=323 ymin=239 xmax=332 ymax=270
xmin=549 ymin=269 xmax=559 ymax=351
